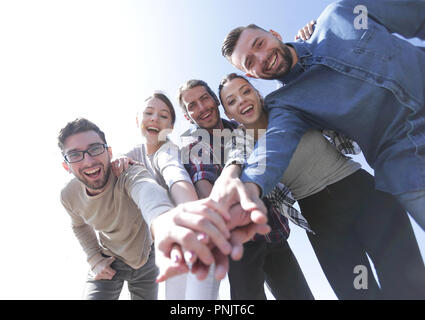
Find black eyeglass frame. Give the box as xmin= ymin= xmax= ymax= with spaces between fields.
xmin=63 ymin=143 xmax=108 ymax=163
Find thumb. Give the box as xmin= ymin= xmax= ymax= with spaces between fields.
xmin=156 ymin=252 xmax=189 ymax=283
xmin=239 ymin=193 xmax=267 ymax=225
xmin=249 ymin=196 xmax=268 ymax=224
xmin=235 ymin=183 xmax=258 ymax=213
xmin=230 ymin=223 xmax=271 ymax=260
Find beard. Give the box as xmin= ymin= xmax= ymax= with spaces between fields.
xmin=197 ymin=108 xmax=221 ymax=130
xmin=263 ymin=42 xmax=293 ymax=80
xmin=77 ymin=163 xmax=111 ymax=193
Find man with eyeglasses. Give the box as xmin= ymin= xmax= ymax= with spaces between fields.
xmin=59 ymin=117 xmax=172 ymax=299
xmin=58 ymin=118 xmax=265 ymax=299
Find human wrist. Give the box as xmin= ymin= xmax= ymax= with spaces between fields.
xmin=244 ymin=182 xmax=261 ymax=198
xmin=88 ymin=252 xmax=105 ymax=270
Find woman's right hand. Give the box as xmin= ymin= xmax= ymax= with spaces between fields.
xmin=111 ymin=156 xmax=136 ymax=177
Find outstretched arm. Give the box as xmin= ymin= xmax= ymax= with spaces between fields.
xmin=241 ymin=104 xmax=310 ymax=196
xmin=170 ymin=181 xmax=199 ymax=204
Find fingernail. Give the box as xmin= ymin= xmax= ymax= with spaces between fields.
xmin=184 ymin=251 xmax=194 ymax=263
xmin=215 ymin=266 xmax=227 ymax=280
xmin=222 ymin=242 xmax=232 ymax=255
xmin=172 ymin=253 xmax=180 ymax=263
xmin=197 ymin=233 xmax=207 ymax=241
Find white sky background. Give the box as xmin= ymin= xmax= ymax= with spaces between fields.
xmin=0 ymin=0 xmax=423 ymax=299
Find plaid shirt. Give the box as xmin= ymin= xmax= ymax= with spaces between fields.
xmin=322 ymin=130 xmax=361 ymax=156
xmin=181 ymin=119 xmax=290 ymax=242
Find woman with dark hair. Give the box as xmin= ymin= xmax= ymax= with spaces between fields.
xmin=216 ymin=73 xmax=425 ymax=299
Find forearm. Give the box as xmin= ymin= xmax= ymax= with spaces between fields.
xmin=241 ymin=107 xmax=307 ymax=196
xmin=194 ymin=179 xmax=214 ymax=199
xmin=219 ymin=164 xmax=242 ymax=180
xmin=72 ymin=223 xmax=103 ymax=268
xmin=170 ymin=180 xmax=199 ymax=204
xmin=210 ymin=164 xmax=243 ymax=204
xmin=130 ymin=181 xmax=174 ymax=230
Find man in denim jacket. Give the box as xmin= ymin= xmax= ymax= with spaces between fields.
xmin=220 ymin=0 xmax=425 ymax=230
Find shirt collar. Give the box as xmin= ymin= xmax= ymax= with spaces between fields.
xmin=181 ymin=118 xmax=238 ymax=137
xmin=277 ymin=42 xmax=312 ymax=85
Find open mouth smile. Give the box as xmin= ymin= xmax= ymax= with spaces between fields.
xmin=265 ymin=52 xmax=278 ymax=72
xmin=240 ymin=105 xmax=254 ymax=115
xmin=200 ymin=111 xmax=212 ymax=120
xmin=83 ymin=167 xmax=102 ymax=178
xmin=147 ymin=126 xmax=160 ymax=133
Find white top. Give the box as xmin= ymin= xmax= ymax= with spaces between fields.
xmin=126 ymin=140 xmax=192 ymax=193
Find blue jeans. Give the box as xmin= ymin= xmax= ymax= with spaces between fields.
xmin=395 ymin=190 xmax=425 ymax=231
xmin=84 ymin=248 xmax=158 ymax=300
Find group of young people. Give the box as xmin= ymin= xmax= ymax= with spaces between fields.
xmin=58 ymin=0 xmax=425 ymax=300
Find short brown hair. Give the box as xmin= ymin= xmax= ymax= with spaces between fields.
xmin=221 ymin=24 xmax=265 ymax=59
xmin=58 ymin=118 xmax=107 ymax=152
xmin=177 ymin=79 xmax=220 ymax=117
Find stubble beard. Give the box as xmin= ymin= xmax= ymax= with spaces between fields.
xmin=78 ymin=163 xmax=111 ymax=193
xmin=264 ymin=43 xmax=293 ymax=80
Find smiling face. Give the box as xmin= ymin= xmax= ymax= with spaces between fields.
xmin=230 ymin=28 xmax=294 ymax=80
xmin=138 ymin=97 xmax=174 ymax=145
xmin=220 ymin=77 xmax=264 ymax=128
xmin=62 ymin=130 xmax=112 ymax=195
xmin=181 ymin=85 xmax=221 ymax=130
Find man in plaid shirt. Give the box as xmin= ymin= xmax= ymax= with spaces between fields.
xmin=178 ymin=79 xmax=314 ymax=299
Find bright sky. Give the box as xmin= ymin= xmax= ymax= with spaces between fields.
xmin=0 ymin=0 xmax=423 ymax=299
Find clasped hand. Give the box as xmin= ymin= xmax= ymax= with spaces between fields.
xmin=154 ymin=174 xmax=270 ymax=283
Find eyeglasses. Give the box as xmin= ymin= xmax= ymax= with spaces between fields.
xmin=64 ymin=143 xmax=108 ymax=163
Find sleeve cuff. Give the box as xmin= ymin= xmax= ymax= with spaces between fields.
xmin=240 ymin=172 xmax=265 ymax=198
xmin=191 ymin=171 xmax=218 ymax=185
xmin=87 ymin=252 xmax=105 ymax=270
xmin=144 ymin=204 xmax=174 ymax=228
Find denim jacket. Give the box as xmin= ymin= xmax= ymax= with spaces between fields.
xmin=240 ymin=0 xmax=425 ymax=196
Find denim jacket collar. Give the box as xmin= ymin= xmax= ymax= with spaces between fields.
xmin=278 ymin=42 xmax=312 ymax=85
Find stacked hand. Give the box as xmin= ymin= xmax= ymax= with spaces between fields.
xmin=153 ymin=173 xmax=270 ymax=283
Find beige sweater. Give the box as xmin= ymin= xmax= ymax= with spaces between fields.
xmin=60 ymin=165 xmax=173 ymax=269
